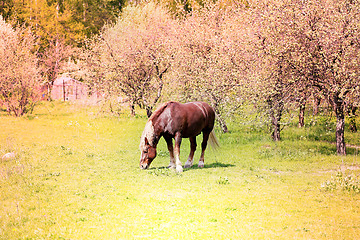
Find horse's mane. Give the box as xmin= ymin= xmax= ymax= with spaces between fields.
xmin=140 ymin=102 xmax=172 ymax=149
xmin=149 ymin=101 xmax=173 ymax=122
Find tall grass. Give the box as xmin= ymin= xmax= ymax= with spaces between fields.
xmin=0 ymin=101 xmax=360 ymax=239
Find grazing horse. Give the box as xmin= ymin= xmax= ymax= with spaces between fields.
xmin=139 ymin=101 xmax=219 ymax=173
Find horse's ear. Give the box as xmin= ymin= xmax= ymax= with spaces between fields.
xmin=144 ymin=137 xmax=149 ymax=146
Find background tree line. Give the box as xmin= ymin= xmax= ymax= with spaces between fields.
xmin=1 ymin=0 xmax=360 ymax=155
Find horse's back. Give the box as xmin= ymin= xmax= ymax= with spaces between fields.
xmin=185 ymin=101 xmax=215 ymax=128
xmin=163 ymin=101 xmax=215 ymax=137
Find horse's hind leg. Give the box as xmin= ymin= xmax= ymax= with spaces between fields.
xmin=165 ymin=136 xmax=175 ymax=169
xmin=198 ymin=131 xmax=210 ymax=168
xmin=185 ymin=137 xmax=197 ymax=168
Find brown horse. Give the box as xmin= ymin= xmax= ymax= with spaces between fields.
xmin=139 ymin=101 xmax=219 ymax=172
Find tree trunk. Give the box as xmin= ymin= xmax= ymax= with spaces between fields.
xmin=313 ymin=96 xmax=321 ymax=115
xmin=271 ymin=113 xmax=281 ymax=141
xmin=334 ymin=95 xmax=346 ymax=155
xmin=146 ymin=106 xmax=153 ymax=118
xmin=298 ymin=99 xmax=306 ymax=128
xmin=215 ymin=110 xmax=228 ymax=133
xmin=272 ymin=122 xmax=281 ymax=141
xmin=130 ymin=102 xmax=136 ymax=116
xmin=218 ymin=116 xmax=229 ymax=133
xmin=268 ymin=96 xmax=283 ymax=142
xmin=297 ymin=92 xmax=307 ymax=128
xmin=213 ymin=105 xmax=229 ymax=133
xmin=63 ymin=78 xmax=66 ymax=101
xmin=336 ymin=115 xmax=346 ymax=155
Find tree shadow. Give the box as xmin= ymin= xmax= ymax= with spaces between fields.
xmin=317 ymin=141 xmax=360 ymax=156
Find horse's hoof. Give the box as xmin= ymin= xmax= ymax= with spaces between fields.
xmin=176 ymin=165 xmax=183 ymax=173
xmin=198 ymin=162 xmax=204 ymax=168
xmin=168 ymin=164 xmax=176 ymax=169
xmin=184 ymin=161 xmax=193 ymax=168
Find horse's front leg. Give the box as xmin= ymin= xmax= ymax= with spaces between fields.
xmin=174 ymin=132 xmax=183 ymax=173
xmin=164 ymin=136 xmax=175 ymax=169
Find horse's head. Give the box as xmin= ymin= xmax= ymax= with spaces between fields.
xmin=139 ymin=137 xmax=157 ymax=169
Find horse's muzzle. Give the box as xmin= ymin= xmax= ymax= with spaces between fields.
xmin=140 ymin=163 xmax=149 ymax=170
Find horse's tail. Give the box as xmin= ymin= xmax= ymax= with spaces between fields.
xmin=209 ymin=130 xmax=220 ymax=150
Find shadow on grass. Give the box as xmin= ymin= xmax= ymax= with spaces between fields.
xmin=203 ymin=162 xmax=236 ymax=168
xmin=317 ymin=141 xmax=360 ymax=156
xmin=184 ymin=162 xmax=236 ymax=172
xmin=147 ymin=162 xmax=235 ymax=174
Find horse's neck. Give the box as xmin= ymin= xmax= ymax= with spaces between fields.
xmin=153 ymin=113 xmax=170 ymax=145
xmin=149 ymin=104 xmax=170 ymax=144
xmin=152 ymin=119 xmax=162 ymax=145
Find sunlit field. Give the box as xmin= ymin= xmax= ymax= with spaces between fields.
xmin=1 ymin=102 xmax=360 ymax=239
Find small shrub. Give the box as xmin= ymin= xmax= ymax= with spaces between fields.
xmin=321 ymin=171 xmax=360 ymax=194
xmin=60 ymin=146 xmax=73 ymax=155
xmin=217 ymin=176 xmax=230 ymax=185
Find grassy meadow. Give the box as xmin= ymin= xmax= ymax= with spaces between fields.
xmin=1 ymin=101 xmax=360 ymax=239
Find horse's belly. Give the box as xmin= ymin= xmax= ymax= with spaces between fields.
xmin=181 ymin=122 xmax=206 ymax=138
xmin=181 ymin=130 xmax=202 ymax=138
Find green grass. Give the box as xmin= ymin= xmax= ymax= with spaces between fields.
xmin=1 ymin=102 xmax=360 ymax=239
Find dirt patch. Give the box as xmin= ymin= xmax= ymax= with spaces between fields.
xmin=1 ymin=152 xmax=16 ymax=161
xmin=321 ymin=141 xmax=360 ymax=150
xmin=317 ymin=165 xmax=360 ymax=174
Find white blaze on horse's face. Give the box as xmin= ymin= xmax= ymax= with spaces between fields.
xmin=139 ymin=137 xmax=157 ymax=169
xmin=139 ymin=120 xmax=157 ymax=170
